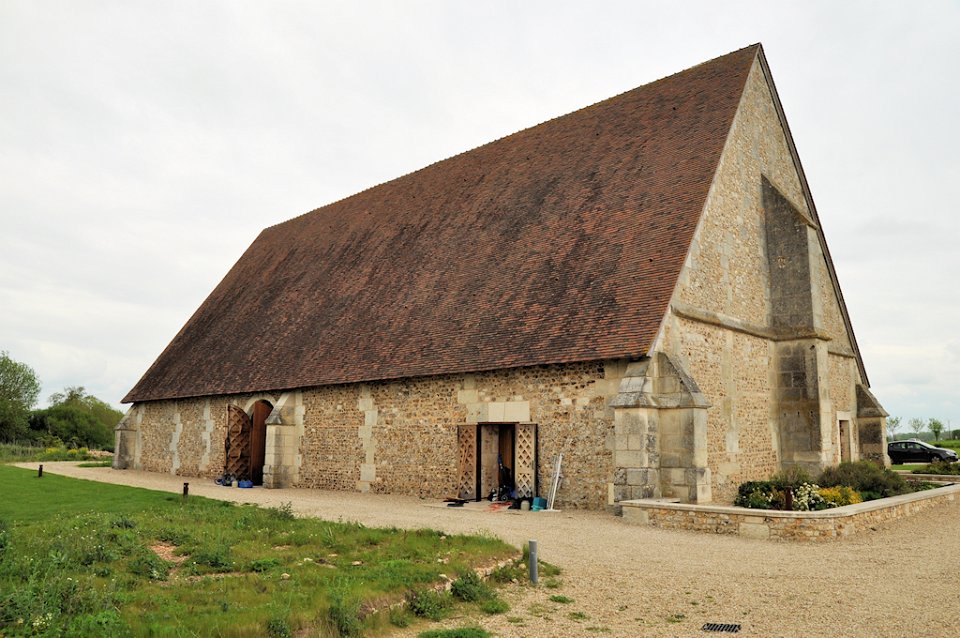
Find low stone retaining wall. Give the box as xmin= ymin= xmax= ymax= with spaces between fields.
xmin=621 ymin=482 xmax=960 ymax=540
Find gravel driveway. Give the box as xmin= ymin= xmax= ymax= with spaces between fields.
xmin=20 ymin=462 xmax=959 ymax=637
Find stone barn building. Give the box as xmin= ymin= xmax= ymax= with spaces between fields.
xmin=117 ymin=44 xmax=887 ymax=508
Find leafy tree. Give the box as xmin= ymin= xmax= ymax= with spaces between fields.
xmin=48 ymin=386 xmax=124 ymax=432
xmin=929 ymin=418 xmax=944 ymax=443
xmin=886 ymin=416 xmax=901 ymax=441
xmin=908 ymin=417 xmax=925 ymax=437
xmin=34 ymin=386 xmax=122 ymax=450
xmin=0 ymin=351 xmax=41 ymax=442
xmin=28 ymin=404 xmax=113 ymax=450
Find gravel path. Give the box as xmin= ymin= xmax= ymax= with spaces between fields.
xmin=19 ymin=462 xmax=959 ymax=637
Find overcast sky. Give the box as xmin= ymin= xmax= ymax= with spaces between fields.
xmin=1 ymin=1 xmax=957 ymax=431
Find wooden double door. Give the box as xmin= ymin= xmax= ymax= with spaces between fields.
xmin=457 ymin=423 xmax=537 ymax=500
xmin=225 ymin=401 xmax=270 ymax=485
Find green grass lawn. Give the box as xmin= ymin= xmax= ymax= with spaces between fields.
xmin=890 ymin=463 xmax=926 ymax=472
xmin=0 ymin=465 xmax=515 ymax=637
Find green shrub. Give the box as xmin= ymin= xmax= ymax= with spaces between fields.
xmin=129 ymin=553 xmax=170 ymax=580
xmin=388 ymin=607 xmax=412 ymax=627
xmin=490 ymin=562 xmax=524 ymax=583
xmin=248 ymin=557 xmax=281 ymax=572
xmin=818 ymin=461 xmax=911 ymax=501
xmin=266 ymin=616 xmax=292 ymax=638
xmin=770 ymin=466 xmax=813 ymax=490
xmin=734 ymin=481 xmax=774 ymax=509
xmin=27 ymin=405 xmax=114 ymax=451
xmin=112 ymin=516 xmax=136 ymax=529
xmin=451 ymin=570 xmax=493 ymax=602
xmin=914 ymin=460 xmax=960 ymax=475
xmin=408 ymin=589 xmax=453 ymax=621
xmin=328 ymin=590 xmax=362 ymax=638
xmin=191 ymin=544 xmax=233 ymax=570
xmin=269 ymin=502 xmax=296 ymax=520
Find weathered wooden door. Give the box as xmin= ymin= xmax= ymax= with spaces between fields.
xmin=456 ymin=425 xmax=478 ymax=500
xmin=225 ymin=405 xmax=252 ymax=480
xmin=250 ymin=401 xmax=271 ymax=485
xmin=514 ymin=423 xmax=537 ymax=498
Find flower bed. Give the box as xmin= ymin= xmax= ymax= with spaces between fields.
xmin=621 ymin=482 xmax=959 ymax=541
xmin=733 ymin=461 xmax=933 ymax=513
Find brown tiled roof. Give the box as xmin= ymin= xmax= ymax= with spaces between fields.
xmin=124 ymin=44 xmax=760 ymax=403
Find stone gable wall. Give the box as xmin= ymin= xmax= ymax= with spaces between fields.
xmin=659 ymin=58 xmax=867 ymax=500
xmin=675 ymin=60 xmax=810 ymax=327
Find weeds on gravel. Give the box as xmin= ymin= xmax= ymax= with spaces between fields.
xmin=527 ymin=603 xmax=552 ymax=618
xmin=549 ymin=594 xmax=574 ymax=604
xmin=479 ymin=598 xmax=510 ymax=614
xmin=491 ymin=551 xmax=561 ymax=585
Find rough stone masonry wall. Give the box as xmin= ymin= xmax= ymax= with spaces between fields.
xmin=301 ymin=361 xmax=623 ymax=509
xmin=129 ymin=395 xmax=249 ymax=479
xmin=128 ymin=360 xmax=626 ymax=509
xmin=660 ymin=316 xmax=779 ymax=503
xmin=828 ymin=353 xmax=857 ymax=459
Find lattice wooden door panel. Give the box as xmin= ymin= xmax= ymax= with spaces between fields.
xmin=456 ymin=425 xmax=478 ymax=500
xmin=514 ymin=423 xmax=537 ymax=498
xmin=225 ymin=405 xmax=252 ymax=480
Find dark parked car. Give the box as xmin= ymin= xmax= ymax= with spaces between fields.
xmin=887 ymin=440 xmax=959 ymax=465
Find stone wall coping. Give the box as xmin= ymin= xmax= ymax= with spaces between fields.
xmin=622 ymin=482 xmax=960 ymax=519
xmin=902 ymin=473 xmax=960 ymax=481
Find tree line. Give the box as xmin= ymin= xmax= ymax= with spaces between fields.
xmin=0 ymin=351 xmax=122 ymax=450
xmin=887 ymin=416 xmax=956 ymax=443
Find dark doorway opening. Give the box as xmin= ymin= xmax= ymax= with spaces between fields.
xmin=456 ymin=423 xmax=537 ymax=501
xmin=250 ymin=400 xmax=271 ymax=486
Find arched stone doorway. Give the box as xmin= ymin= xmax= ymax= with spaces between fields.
xmin=224 ymin=400 xmax=272 ymax=485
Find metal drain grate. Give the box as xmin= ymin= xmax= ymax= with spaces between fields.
xmin=702 ymin=623 xmax=741 ymax=633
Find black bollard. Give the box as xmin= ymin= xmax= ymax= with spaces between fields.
xmin=183 ymin=482 xmax=189 ymax=502
xmin=38 ymin=464 xmax=43 ymax=478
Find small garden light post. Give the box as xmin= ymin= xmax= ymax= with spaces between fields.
xmin=528 ymin=539 xmax=538 ymax=585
